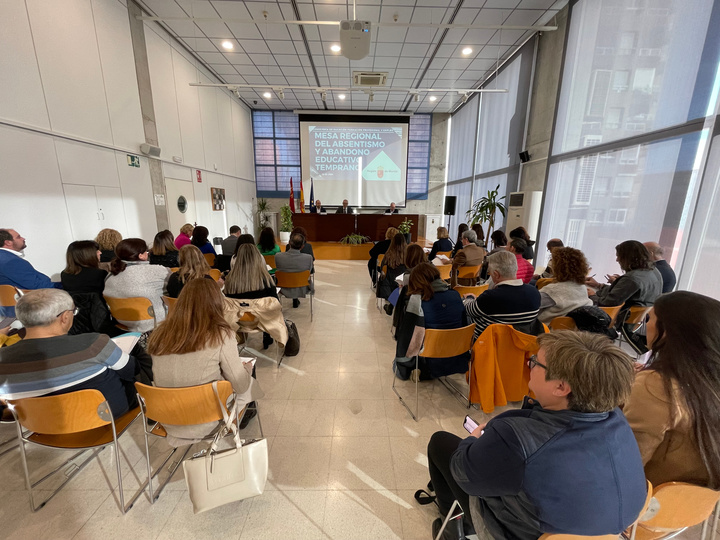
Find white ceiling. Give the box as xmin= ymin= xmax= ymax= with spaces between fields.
xmin=137 ymin=0 xmax=567 ymax=113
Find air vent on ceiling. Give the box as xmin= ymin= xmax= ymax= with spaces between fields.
xmin=352 ymin=71 xmax=388 ymax=87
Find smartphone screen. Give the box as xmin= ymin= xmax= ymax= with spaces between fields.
xmin=463 ymin=415 xmax=479 ymax=433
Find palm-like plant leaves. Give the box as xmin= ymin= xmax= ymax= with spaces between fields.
xmin=466 ymin=185 xmax=507 ymax=240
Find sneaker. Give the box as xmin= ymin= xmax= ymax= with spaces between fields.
xmin=292 ymin=298 xmax=300 ymax=308
xmin=410 ymin=369 xmax=421 ymax=383
xmin=622 ymin=324 xmax=648 ymax=355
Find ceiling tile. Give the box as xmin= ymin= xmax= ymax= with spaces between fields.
xmin=225 ymin=22 xmax=264 ymax=40
xmin=375 ymin=42 xmax=403 ymax=56
xmin=241 ymin=40 xmax=271 ymax=54
xmin=198 ymin=52 xmax=230 ymax=64
xmin=401 ymin=43 xmax=430 ymax=57
xmin=265 ymin=41 xmax=298 ymax=54
xmin=209 ymin=64 xmax=239 ymax=75
xmin=225 ymin=52 xmax=253 ymax=65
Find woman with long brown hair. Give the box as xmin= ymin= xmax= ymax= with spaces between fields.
xmin=166 ymin=245 xmax=213 ymax=298
xmin=377 ymin=233 xmax=407 ymax=301
xmin=149 ymin=230 xmax=179 ymax=268
xmin=148 ymin=278 xmax=258 ymax=444
xmin=623 ymin=291 xmax=720 ymax=489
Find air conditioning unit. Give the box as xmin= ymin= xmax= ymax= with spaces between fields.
xmin=352 ymin=71 xmax=388 ymax=87
xmin=505 ymin=191 xmax=543 ymax=242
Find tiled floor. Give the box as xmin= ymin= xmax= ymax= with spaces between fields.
xmin=0 ymin=261 xmax=712 ymax=539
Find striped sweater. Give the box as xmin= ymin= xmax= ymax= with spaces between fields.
xmin=465 ymin=279 xmax=541 ymax=339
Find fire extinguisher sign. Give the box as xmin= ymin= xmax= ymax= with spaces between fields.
xmin=196 ymin=170 xmax=202 ymax=183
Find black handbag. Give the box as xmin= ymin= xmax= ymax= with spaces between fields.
xmin=284 ymin=319 xmax=300 ymax=356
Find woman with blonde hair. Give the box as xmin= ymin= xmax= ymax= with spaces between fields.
xmin=148 ymin=278 xmax=259 ymax=444
xmin=225 ymin=243 xmax=278 ymax=349
xmin=428 ymin=226 xmax=454 ymax=261
xmin=95 ymin=228 xmax=122 ymax=263
xmin=166 ymin=244 xmax=213 ymax=298
xmin=368 ymin=226 xmax=399 ymax=281
xmin=149 ymin=230 xmax=179 ymax=268
xmin=174 ymin=223 xmax=194 ymax=250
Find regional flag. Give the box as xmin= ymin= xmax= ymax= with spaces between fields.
xmin=309 ymin=178 xmax=315 ymax=209
xmin=289 ymin=177 xmax=296 ymax=213
xmin=299 ymin=179 xmax=306 ymax=213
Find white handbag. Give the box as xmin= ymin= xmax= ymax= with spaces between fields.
xmin=182 ymin=382 xmax=268 ymax=514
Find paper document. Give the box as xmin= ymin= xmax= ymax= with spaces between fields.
xmin=111 ymin=332 xmax=142 ymax=354
xmin=422 ymin=247 xmax=431 ymax=253
xmin=395 ymin=274 xmax=405 ymax=284
xmin=266 ymin=265 xmax=273 ymax=271
xmin=436 ymin=254 xmax=451 ymax=263
xmin=432 ymin=258 xmax=450 ymax=267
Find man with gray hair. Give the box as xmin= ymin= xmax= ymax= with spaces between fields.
xmin=464 ymin=251 xmax=541 ymax=339
xmin=0 ymin=289 xmax=138 ymax=417
xmin=452 ymin=230 xmax=486 ymax=287
xmin=643 ymin=241 xmax=676 ymax=293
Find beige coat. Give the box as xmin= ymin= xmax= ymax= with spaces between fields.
xmin=223 ymin=296 xmax=289 ymax=345
xmin=623 ymin=369 xmax=709 ymax=487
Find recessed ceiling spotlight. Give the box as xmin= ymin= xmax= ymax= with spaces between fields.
xmin=462 ymin=47 xmax=473 ymax=55
xmin=330 ymin=44 xmax=341 ymax=53
xmin=222 ymin=41 xmax=234 ymax=50
xmin=338 ymin=94 xmax=346 ymax=100
xmin=263 ymin=92 xmax=272 ymax=99
xmin=429 ymin=95 xmax=437 ymax=102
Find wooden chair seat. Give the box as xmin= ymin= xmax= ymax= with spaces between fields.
xmin=104 ymin=295 xmax=155 ymax=321
xmin=599 ymin=305 xmax=623 ymax=328
xmin=275 ymin=270 xmax=311 ymax=289
xmin=457 ymin=265 xmax=481 ymax=280
xmin=204 ymin=253 xmax=216 ymax=267
xmin=437 ymin=264 xmax=452 ymax=281
xmin=263 ymin=254 xmax=276 ymax=269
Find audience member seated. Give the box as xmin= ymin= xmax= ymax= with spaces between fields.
xmin=257 ymin=227 xmax=280 ymax=257
xmin=225 ymin=243 xmax=278 ymax=350
xmin=148 ymin=279 xmax=260 ymax=444
xmin=487 ymin=230 xmax=507 ymax=255
xmin=95 ymin=228 xmax=122 ymax=263
xmin=174 ymin=223 xmax=194 ymax=250
xmin=508 ymin=238 xmax=534 ymax=284
xmin=285 ymin=226 xmax=315 ymax=273
xmin=540 ymin=238 xmax=564 ymax=278
xmin=377 ymin=233 xmax=407 ymax=301
xmin=465 ymin=251 xmax=541 ymax=340
xmin=428 ymin=227 xmax=454 ymax=261
xmin=623 ymin=291 xmax=720 ymax=488
xmin=191 ymin=225 xmax=216 ymax=256
xmin=586 ymin=240 xmax=662 ymax=340
xmin=275 ymin=233 xmax=313 ymax=308
xmin=537 ymin=247 xmax=593 ymax=323
xmin=104 ymin=238 xmax=171 ymax=333
xmin=643 ymin=241 xmax=676 ymax=293
xmin=394 ymin=263 xmax=469 ymax=381
xmin=368 ymin=226 xmax=398 ymax=281
xmin=149 ymin=230 xmax=179 ymax=268
xmin=221 ymin=225 xmax=242 ymax=256
xmin=166 ymin=245 xmax=213 ymax=298
xmin=0 ymin=228 xmax=61 ymax=289
xmin=391 ymin=244 xmax=429 ymax=324
xmin=451 ymin=223 xmax=469 ymax=257
xmin=61 ymin=240 xmax=119 ymax=336
xmin=471 ymin=224 xmax=485 ymax=248
xmin=425 ymin=331 xmax=646 ymax=539
xmin=0 ymin=289 xmax=139 ymax=418
xmin=451 ymin=230 xmax=486 ymax=287
xmin=509 ymin=226 xmax=535 ymax=260
xmin=310 ymin=199 xmax=327 ymax=214
xmin=231 ymin=233 xmax=256 ymax=262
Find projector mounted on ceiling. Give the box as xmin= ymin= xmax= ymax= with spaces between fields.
xmin=340 ymin=20 xmax=371 ymax=60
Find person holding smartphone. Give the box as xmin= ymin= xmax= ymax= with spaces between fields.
xmin=423 ymin=331 xmax=647 ymax=539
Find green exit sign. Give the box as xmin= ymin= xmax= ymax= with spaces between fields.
xmin=127 ymin=154 xmax=140 ymax=168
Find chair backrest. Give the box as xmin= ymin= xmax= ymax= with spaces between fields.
xmin=599 ymin=305 xmax=623 ymax=328
xmin=0 ymin=284 xmax=17 ymax=307
xmin=134 ymin=381 xmax=233 ymax=426
xmin=104 ymin=295 xmax=155 ymax=321
xmin=457 ymin=265 xmax=481 ymax=279
xmin=204 ymin=253 xmax=216 ymax=267
xmin=536 ymin=278 xmax=556 ymax=290
xmin=639 ymin=482 xmax=720 ymax=530
xmin=454 ymin=284 xmax=489 ymax=297
xmin=169 ymin=267 xmax=179 ymax=273
xmin=263 ymin=254 xmax=276 ymax=269
xmin=208 ymin=268 xmax=222 ymax=282
xmin=625 ymin=306 xmax=653 ymax=326
xmin=162 ymin=295 xmax=177 ymax=315
xmin=275 ymin=270 xmax=311 ymax=288
xmin=422 ymin=324 xmax=476 ymax=359
xmin=550 ymin=316 xmax=578 ymax=331
xmin=437 ymin=251 xmax=453 ymax=258
xmin=8 ymin=389 xmax=110 ymax=434
xmin=238 ymin=312 xmax=257 ymax=322
xmin=437 ymin=264 xmax=452 ymax=281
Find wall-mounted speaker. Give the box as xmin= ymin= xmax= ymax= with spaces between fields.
xmin=519 ymin=151 xmax=530 ymax=163
xmin=140 ymin=143 xmax=161 ymax=157
xmin=444 ymin=196 xmax=457 ymax=216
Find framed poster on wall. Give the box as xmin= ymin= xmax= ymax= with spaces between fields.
xmin=211 ymin=187 xmax=225 ymax=211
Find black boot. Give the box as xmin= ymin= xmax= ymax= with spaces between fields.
xmin=263 ymin=332 xmax=274 ymax=350
xmin=293 ymin=298 xmax=300 ymax=308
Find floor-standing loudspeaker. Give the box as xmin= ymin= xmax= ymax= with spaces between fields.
xmin=444 ymin=196 xmax=457 ymax=216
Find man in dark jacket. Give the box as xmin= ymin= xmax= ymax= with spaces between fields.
xmin=425 ymin=331 xmax=647 ymax=539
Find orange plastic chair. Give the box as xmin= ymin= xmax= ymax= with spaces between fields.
xmin=263 ymin=254 xmax=276 ymax=269
xmin=162 ymin=295 xmax=177 ymax=315
xmin=599 ymin=305 xmax=623 ymax=329
xmin=550 ymin=316 xmax=577 ymax=331
xmin=536 ymin=278 xmax=557 ymax=290
xmin=457 ymin=265 xmax=481 ymax=281
xmin=275 ymin=270 xmax=313 ymax=321
xmin=169 ymin=267 xmax=179 ymax=273
xmin=392 ymin=324 xmax=476 ymax=421
xmin=0 ymin=284 xmax=18 ymax=316
xmin=454 ymin=284 xmax=489 ymax=297
xmin=436 ymin=251 xmax=453 ymax=259
xmin=208 ymin=268 xmax=222 ymax=282
xmin=7 ymin=390 xmax=141 ymax=513
xmin=203 ymin=253 xmax=216 ymax=267
xmin=134 ymin=381 xmax=258 ymax=503
xmin=437 ymin=264 xmax=452 ymax=281
xmin=104 ymin=295 xmax=155 ymax=329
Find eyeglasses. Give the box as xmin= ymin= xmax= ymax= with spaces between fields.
xmin=527 ymin=355 xmax=547 ymax=370
xmin=56 ymin=307 xmax=79 ymax=318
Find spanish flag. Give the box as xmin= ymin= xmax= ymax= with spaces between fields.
xmin=289 ymin=177 xmax=296 ymax=213
xmin=299 ymin=179 xmax=306 ymax=213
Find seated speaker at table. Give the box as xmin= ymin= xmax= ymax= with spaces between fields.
xmin=310 ymin=200 xmax=327 ymax=214
xmin=335 ymin=199 xmax=353 ymax=214
xmin=384 ymin=202 xmax=399 ymax=214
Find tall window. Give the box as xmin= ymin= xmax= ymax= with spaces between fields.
xmin=407 ymin=114 xmax=432 ymax=200
xmin=253 ymin=111 xmax=301 ymax=198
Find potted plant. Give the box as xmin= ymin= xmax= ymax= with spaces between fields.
xmin=279 ymin=204 xmax=293 ymax=244
xmin=398 ymin=218 xmax=413 ymax=244
xmin=466 ymin=185 xmax=507 ymax=241
xmin=256 ymin=198 xmax=271 ymax=236
xmin=340 ymin=234 xmax=371 ymax=245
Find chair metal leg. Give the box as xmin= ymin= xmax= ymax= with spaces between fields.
xmin=435 ymin=500 xmax=464 ymax=540
xmin=255 ymin=402 xmax=265 ymax=438
xmin=310 ymin=292 xmax=313 ymax=322
xmin=711 ymin=500 xmax=720 ymax=539
xmin=391 ymin=357 xmax=419 ymax=421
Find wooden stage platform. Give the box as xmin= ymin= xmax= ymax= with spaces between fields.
xmin=299 ymin=239 xmax=429 ymax=260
